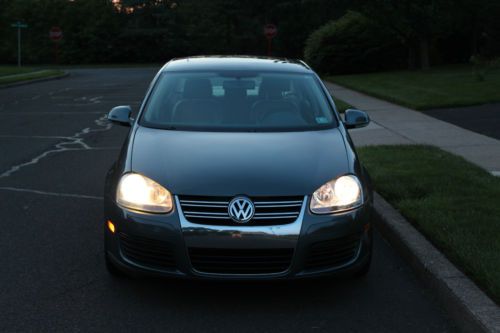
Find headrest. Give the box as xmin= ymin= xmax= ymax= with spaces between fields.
xmin=259 ymin=78 xmax=289 ymax=99
xmin=183 ymin=78 xmax=212 ymax=99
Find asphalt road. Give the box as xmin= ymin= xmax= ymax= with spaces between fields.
xmin=0 ymin=69 xmax=455 ymax=332
xmin=425 ymin=103 xmax=500 ymax=140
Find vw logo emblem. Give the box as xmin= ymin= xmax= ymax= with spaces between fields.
xmin=228 ymin=196 xmax=255 ymax=223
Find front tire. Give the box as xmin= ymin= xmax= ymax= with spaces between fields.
xmin=352 ymin=233 xmax=373 ymax=278
xmin=352 ymin=252 xmax=371 ymax=277
xmin=105 ymin=252 xmax=126 ymax=277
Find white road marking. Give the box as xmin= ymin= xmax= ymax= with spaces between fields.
xmin=56 ymin=95 xmax=103 ymax=107
xmin=0 ymin=111 xmax=104 ymax=115
xmin=0 ymin=114 xmax=113 ymax=178
xmin=0 ymin=135 xmax=73 ymax=140
xmin=48 ymin=88 xmax=70 ymax=96
xmin=0 ymin=186 xmax=103 ymax=200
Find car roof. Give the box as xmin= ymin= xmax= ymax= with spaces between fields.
xmin=161 ymin=56 xmax=312 ymax=73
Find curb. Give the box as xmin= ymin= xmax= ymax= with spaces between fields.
xmin=0 ymin=72 xmax=70 ymax=89
xmin=373 ymin=192 xmax=500 ymax=333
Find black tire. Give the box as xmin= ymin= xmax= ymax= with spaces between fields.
xmin=105 ymin=253 xmax=126 ymax=277
xmin=352 ymin=251 xmax=372 ymax=278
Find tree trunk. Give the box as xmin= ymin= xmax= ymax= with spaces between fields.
xmin=419 ymin=36 xmax=430 ymax=70
xmin=470 ymin=19 xmax=479 ymax=58
xmin=407 ymin=43 xmax=417 ymax=70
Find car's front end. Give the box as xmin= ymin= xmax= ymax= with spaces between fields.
xmin=104 ymin=192 xmax=372 ymax=280
xmin=104 ymin=56 xmax=373 ymax=280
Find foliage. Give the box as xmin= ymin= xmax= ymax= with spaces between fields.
xmin=0 ymin=0 xmax=346 ymax=65
xmin=0 ymin=68 xmax=65 ymax=85
xmin=304 ymin=11 xmax=405 ymax=74
xmin=359 ymin=145 xmax=500 ymax=303
xmin=0 ymin=0 xmax=123 ymax=64
xmin=0 ymin=0 xmax=499 ymax=70
xmin=470 ymin=55 xmax=500 ymax=81
xmin=354 ymin=0 xmax=500 ymax=69
xmin=333 ymin=98 xmax=352 ymax=113
xmin=329 ymin=65 xmax=500 ymax=109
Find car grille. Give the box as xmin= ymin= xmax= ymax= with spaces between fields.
xmin=304 ymin=234 xmax=361 ymax=271
xmin=188 ymin=247 xmax=294 ymax=274
xmin=119 ymin=232 xmax=176 ymax=270
xmin=178 ymin=195 xmax=304 ymax=226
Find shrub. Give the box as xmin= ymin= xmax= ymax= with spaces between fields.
xmin=470 ymin=54 xmax=500 ymax=81
xmin=304 ymin=11 xmax=405 ymax=74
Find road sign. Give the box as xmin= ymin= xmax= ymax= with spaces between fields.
xmin=263 ymin=24 xmax=277 ymax=56
xmin=11 ymin=21 xmax=28 ymax=67
xmin=49 ymin=26 xmax=63 ymax=42
xmin=263 ymin=24 xmax=277 ymax=40
xmin=11 ymin=22 xmax=28 ymax=28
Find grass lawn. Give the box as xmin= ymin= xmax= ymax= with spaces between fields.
xmin=56 ymin=63 xmax=162 ymax=69
xmin=0 ymin=66 xmax=37 ymax=76
xmin=333 ymin=98 xmax=352 ymax=113
xmin=358 ymin=145 xmax=500 ymax=303
xmin=0 ymin=66 xmax=65 ymax=85
xmin=329 ymin=65 xmax=500 ymax=110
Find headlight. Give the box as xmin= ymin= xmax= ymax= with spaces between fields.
xmin=310 ymin=175 xmax=363 ymax=214
xmin=116 ymin=173 xmax=173 ymax=213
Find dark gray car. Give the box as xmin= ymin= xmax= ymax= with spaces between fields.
xmin=104 ymin=56 xmax=373 ymax=279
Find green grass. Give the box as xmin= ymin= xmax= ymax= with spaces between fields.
xmin=0 ymin=67 xmax=65 ymax=85
xmin=358 ymin=145 xmax=500 ymax=303
xmin=334 ymin=98 xmax=352 ymax=113
xmin=0 ymin=66 xmax=37 ymax=76
xmin=55 ymin=63 xmax=163 ymax=69
xmin=329 ymin=65 xmax=500 ymax=110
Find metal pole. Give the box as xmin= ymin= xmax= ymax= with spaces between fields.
xmin=17 ymin=25 xmax=21 ymax=67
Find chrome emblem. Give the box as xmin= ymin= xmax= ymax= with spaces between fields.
xmin=228 ymin=196 xmax=255 ymax=223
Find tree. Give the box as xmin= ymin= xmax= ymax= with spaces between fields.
xmin=355 ymin=0 xmax=454 ymax=69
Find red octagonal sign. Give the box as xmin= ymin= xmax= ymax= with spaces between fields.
xmin=49 ymin=26 xmax=63 ymax=42
xmin=263 ymin=24 xmax=277 ymax=40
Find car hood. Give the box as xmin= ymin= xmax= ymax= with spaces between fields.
xmin=130 ymin=126 xmax=349 ymax=196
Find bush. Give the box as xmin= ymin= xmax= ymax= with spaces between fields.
xmin=470 ymin=54 xmax=500 ymax=81
xmin=304 ymin=11 xmax=405 ymax=74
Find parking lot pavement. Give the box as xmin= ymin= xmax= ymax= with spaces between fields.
xmin=0 ymin=69 xmax=455 ymax=332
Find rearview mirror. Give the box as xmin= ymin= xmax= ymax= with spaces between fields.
xmin=344 ymin=109 xmax=370 ymax=129
xmin=108 ymin=105 xmax=133 ymax=127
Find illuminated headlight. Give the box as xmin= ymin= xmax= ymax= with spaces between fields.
xmin=310 ymin=175 xmax=363 ymax=214
xmin=116 ymin=173 xmax=173 ymax=213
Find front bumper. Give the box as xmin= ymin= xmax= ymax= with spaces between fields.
xmin=104 ymin=196 xmax=373 ymax=280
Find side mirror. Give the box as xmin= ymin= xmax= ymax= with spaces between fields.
xmin=108 ymin=106 xmax=133 ymax=127
xmin=344 ymin=109 xmax=370 ymax=129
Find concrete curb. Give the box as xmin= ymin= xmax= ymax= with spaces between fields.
xmin=0 ymin=72 xmax=70 ymax=89
xmin=373 ymin=192 xmax=500 ymax=333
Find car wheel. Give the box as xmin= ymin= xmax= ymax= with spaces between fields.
xmin=352 ymin=251 xmax=372 ymax=278
xmin=105 ymin=253 xmax=126 ymax=278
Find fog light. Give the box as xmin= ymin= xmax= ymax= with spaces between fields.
xmin=107 ymin=220 xmax=116 ymax=234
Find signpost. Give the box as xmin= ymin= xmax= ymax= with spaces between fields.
xmin=49 ymin=27 xmax=63 ymax=64
xmin=263 ymin=24 xmax=277 ymax=56
xmin=49 ymin=26 xmax=63 ymax=42
xmin=11 ymin=21 xmax=28 ymax=67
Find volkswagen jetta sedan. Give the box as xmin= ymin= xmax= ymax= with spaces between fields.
xmin=104 ymin=56 xmax=373 ymax=279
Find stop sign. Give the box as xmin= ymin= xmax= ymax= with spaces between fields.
xmin=263 ymin=24 xmax=277 ymax=40
xmin=49 ymin=26 xmax=63 ymax=42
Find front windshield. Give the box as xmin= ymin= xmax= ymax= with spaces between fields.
xmin=140 ymin=71 xmax=337 ymax=132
